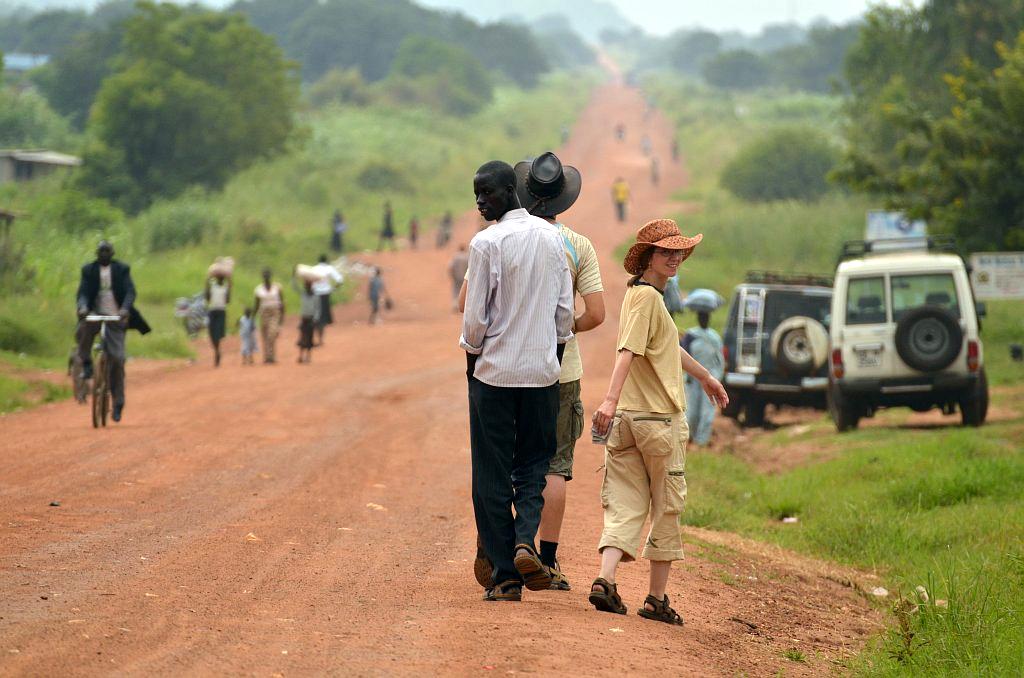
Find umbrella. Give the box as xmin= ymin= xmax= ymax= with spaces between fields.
xmin=682 ymin=288 xmax=725 ymax=313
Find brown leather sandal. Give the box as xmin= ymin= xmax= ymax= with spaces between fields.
xmin=637 ymin=594 xmax=684 ymax=625
xmin=483 ymin=579 xmax=522 ymax=602
xmin=588 ymin=577 xmax=627 ymax=615
xmin=513 ymin=543 xmax=552 ymax=591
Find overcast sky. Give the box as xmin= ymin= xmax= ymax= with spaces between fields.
xmin=603 ymin=0 xmax=919 ymax=34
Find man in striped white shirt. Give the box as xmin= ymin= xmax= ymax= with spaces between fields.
xmin=460 ymin=160 xmax=575 ymax=601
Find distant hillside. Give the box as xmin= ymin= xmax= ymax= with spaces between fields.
xmin=415 ymin=0 xmax=634 ymax=42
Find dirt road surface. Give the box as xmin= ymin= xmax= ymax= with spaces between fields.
xmin=1 ymin=73 xmax=881 ymax=676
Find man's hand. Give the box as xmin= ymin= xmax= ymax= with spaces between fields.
xmin=77 ymin=306 xmax=89 ymax=319
xmin=118 ymin=308 xmax=130 ymax=326
xmin=701 ymin=374 xmax=729 ymax=409
xmin=592 ymin=397 xmax=618 ymax=437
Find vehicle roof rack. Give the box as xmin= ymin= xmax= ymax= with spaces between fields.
xmin=744 ymin=270 xmax=833 ymax=287
xmin=838 ymin=235 xmax=959 ymax=264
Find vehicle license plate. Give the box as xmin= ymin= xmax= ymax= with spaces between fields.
xmin=856 ymin=349 xmax=882 ymax=368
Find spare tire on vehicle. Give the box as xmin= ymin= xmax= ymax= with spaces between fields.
xmin=894 ymin=306 xmax=963 ymax=372
xmin=770 ymin=316 xmax=829 ymax=376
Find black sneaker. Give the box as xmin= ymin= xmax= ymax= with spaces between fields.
xmin=81 ymin=362 xmax=93 ymax=380
xmin=112 ymin=404 xmax=123 ymax=422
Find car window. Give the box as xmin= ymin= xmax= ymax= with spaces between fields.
xmin=891 ymin=273 xmax=960 ymax=321
xmin=763 ymin=291 xmax=831 ymax=330
xmin=846 ymin=277 xmax=886 ymax=325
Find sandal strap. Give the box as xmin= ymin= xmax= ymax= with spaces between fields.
xmin=592 ymin=577 xmax=615 ymax=595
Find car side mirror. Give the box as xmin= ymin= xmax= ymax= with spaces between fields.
xmin=976 ymin=302 xmax=987 ymax=318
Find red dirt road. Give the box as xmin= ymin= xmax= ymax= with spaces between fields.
xmin=0 ymin=76 xmax=880 ymax=676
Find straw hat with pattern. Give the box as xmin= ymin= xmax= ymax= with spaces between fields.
xmin=623 ymin=219 xmax=703 ymax=275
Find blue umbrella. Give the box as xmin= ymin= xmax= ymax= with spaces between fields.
xmin=683 ymin=288 xmax=725 ymax=313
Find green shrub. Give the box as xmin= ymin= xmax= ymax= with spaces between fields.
xmin=356 ymin=160 xmax=413 ymax=193
xmin=0 ymin=315 xmax=42 ymax=353
xmin=307 ymin=68 xmax=372 ymax=108
xmin=34 ymin=189 xmax=124 ymax=235
xmin=720 ymin=127 xmax=839 ymax=202
xmin=139 ymin=192 xmax=219 ymax=252
xmin=237 ymin=217 xmax=270 ymax=245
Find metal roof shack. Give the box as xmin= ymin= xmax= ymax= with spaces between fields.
xmin=0 ymin=149 xmax=82 ymax=183
xmin=3 ymin=53 xmax=51 ymax=73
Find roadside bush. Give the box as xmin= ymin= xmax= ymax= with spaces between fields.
xmin=139 ymin=192 xmax=219 ymax=252
xmin=307 ymin=68 xmax=372 ymax=108
xmin=0 ymin=315 xmax=42 ymax=352
xmin=356 ymin=160 xmax=413 ymax=194
xmin=237 ymin=217 xmax=270 ymax=245
xmin=33 ymin=189 xmax=124 ymax=235
xmin=720 ymin=127 xmax=839 ymax=202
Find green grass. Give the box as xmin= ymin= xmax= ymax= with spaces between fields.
xmin=645 ymin=76 xmax=1024 ymax=674
xmin=0 ymin=70 xmax=599 ymax=410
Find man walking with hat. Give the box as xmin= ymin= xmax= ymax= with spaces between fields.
xmin=461 ymin=159 xmax=575 ymax=602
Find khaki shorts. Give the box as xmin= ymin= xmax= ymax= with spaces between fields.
xmin=549 ymin=380 xmax=584 ymax=480
xmin=598 ymin=409 xmax=689 ymax=562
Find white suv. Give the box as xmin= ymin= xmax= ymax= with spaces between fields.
xmin=828 ymin=238 xmax=988 ymax=430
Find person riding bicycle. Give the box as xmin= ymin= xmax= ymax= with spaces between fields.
xmin=76 ymin=240 xmax=150 ymax=422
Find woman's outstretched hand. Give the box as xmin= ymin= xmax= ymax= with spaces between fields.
xmin=701 ymin=374 xmax=729 ymax=409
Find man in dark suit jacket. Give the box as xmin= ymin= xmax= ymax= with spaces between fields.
xmin=76 ymin=240 xmax=150 ymax=422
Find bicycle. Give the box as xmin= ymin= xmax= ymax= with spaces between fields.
xmin=84 ymin=314 xmax=121 ymax=428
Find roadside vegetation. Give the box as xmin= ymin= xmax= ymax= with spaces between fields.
xmin=646 ymin=63 xmax=1024 ymax=676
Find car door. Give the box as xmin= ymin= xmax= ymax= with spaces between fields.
xmin=839 ymin=274 xmax=892 ymax=378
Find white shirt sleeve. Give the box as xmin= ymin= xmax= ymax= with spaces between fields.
xmin=553 ymin=238 xmax=575 ymax=345
xmin=459 ymin=241 xmax=491 ymax=354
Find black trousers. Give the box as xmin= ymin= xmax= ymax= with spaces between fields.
xmin=468 ymin=376 xmax=559 ymax=585
xmin=77 ymin=319 xmax=127 ymax=407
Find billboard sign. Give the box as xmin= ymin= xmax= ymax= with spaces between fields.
xmin=866 ymin=210 xmax=928 ymax=241
xmin=970 ymin=252 xmax=1024 ymax=299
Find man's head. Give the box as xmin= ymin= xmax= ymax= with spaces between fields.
xmin=698 ymin=310 xmax=710 ymax=329
xmin=474 ymin=160 xmax=518 ymax=222
xmin=96 ymin=240 xmax=114 ymax=266
xmin=318 ymin=253 xmax=328 ymax=264
xmin=262 ymin=267 xmax=272 ymax=283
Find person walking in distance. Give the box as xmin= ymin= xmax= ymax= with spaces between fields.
xmin=331 ymin=209 xmax=347 ymax=253
xmin=293 ymin=270 xmax=320 ymax=364
xmin=408 ymin=216 xmax=420 ymax=249
xmin=75 ymin=240 xmax=151 ymax=423
xmin=589 ymin=220 xmax=728 ymax=625
xmin=253 ymin=268 xmax=285 ymax=364
xmin=311 ymin=254 xmax=343 ymax=346
xmin=461 ymin=160 xmax=574 ymax=602
xmin=205 ymin=272 xmax=231 ymax=367
xmin=448 ymin=244 xmax=469 ymax=312
xmin=368 ymin=267 xmax=389 ymax=325
xmin=378 ymin=201 xmax=396 ymax=251
xmin=238 ymin=307 xmax=257 ymax=365
xmin=681 ymin=307 xmax=724 ymax=447
xmin=650 ymin=157 xmax=660 ymax=186
xmin=437 ymin=210 xmax=453 ymax=249
xmin=612 ymin=177 xmax=630 ymax=223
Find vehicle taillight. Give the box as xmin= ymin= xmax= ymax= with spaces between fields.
xmin=967 ymin=340 xmax=979 ymax=372
xmin=831 ymin=348 xmax=844 ymax=379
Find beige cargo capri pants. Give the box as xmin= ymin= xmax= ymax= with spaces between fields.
xmin=599 ymin=410 xmax=688 ymax=562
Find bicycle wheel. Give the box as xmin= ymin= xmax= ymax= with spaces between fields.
xmin=92 ymin=352 xmax=109 ymax=428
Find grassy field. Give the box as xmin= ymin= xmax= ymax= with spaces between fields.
xmin=647 ymin=76 xmax=1024 ymax=674
xmin=0 ymin=70 xmax=598 ymax=402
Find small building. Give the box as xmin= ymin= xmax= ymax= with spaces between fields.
xmin=0 ymin=149 xmax=82 ymax=183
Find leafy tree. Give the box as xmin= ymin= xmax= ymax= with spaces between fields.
xmin=721 ymin=127 xmax=839 ymax=202
xmin=0 ymin=86 xmax=74 ymax=148
xmin=769 ymin=23 xmax=860 ymax=93
xmin=82 ymin=2 xmax=298 ymax=211
xmin=307 ymin=68 xmax=371 ymax=108
xmin=668 ymin=30 xmax=721 ymax=75
xmin=883 ymin=35 xmax=1024 ymax=249
xmin=383 ymin=35 xmax=492 ymax=115
xmin=702 ymin=50 xmax=770 ymax=90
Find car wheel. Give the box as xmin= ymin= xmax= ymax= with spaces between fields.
xmin=828 ymin=383 xmax=860 ymax=432
xmin=960 ymin=369 xmax=989 ymax=427
xmin=742 ymin=397 xmax=766 ymax=428
xmin=894 ymin=306 xmax=963 ymax=372
xmin=775 ymin=327 xmax=815 ymax=375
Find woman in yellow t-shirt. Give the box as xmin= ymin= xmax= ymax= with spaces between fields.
xmin=589 ymin=219 xmax=729 ymax=626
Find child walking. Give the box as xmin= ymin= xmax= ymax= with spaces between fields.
xmin=238 ymin=307 xmax=257 ymax=365
xmin=294 ymin=275 xmax=320 ymax=363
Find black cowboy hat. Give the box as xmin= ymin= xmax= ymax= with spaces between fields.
xmin=514 ymin=152 xmax=582 ymax=218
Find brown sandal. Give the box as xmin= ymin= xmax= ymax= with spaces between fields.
xmin=514 ymin=543 xmax=552 ymax=591
xmin=483 ymin=579 xmax=522 ymax=602
xmin=588 ymin=577 xmax=627 ymax=615
xmin=637 ymin=594 xmax=684 ymax=625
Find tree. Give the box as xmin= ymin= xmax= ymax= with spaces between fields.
xmin=384 ymin=35 xmax=492 ymax=115
xmin=885 ymin=34 xmax=1024 ymax=249
xmin=82 ymin=2 xmax=298 ymax=211
xmin=668 ymin=30 xmax=721 ymax=75
xmin=702 ymin=50 xmax=770 ymax=90
xmin=721 ymin=127 xmax=839 ymax=202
